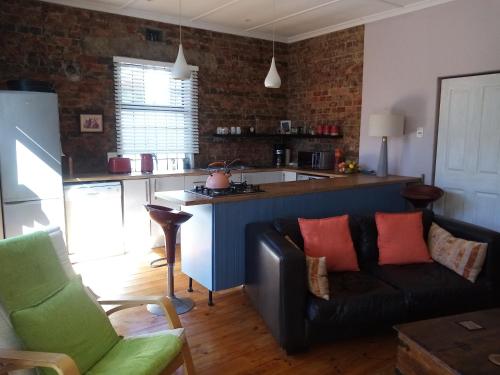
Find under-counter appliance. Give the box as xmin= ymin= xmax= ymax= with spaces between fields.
xmin=0 ymin=91 xmax=66 ymax=238
xmin=64 ymin=182 xmax=124 ymax=261
xmin=298 ymin=151 xmax=334 ymax=170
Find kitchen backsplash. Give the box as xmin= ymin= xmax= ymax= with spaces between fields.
xmin=0 ymin=0 xmax=363 ymax=172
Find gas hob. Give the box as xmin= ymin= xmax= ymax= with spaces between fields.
xmin=186 ymin=181 xmax=264 ymax=198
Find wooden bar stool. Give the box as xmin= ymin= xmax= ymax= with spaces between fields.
xmin=401 ymin=184 xmax=444 ymax=208
xmin=145 ymin=204 xmax=194 ymax=315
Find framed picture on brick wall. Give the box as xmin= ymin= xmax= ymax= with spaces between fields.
xmin=280 ymin=120 xmax=291 ymax=134
xmin=80 ymin=114 xmax=103 ymax=133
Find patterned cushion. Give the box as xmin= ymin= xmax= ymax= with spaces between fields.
xmin=285 ymin=235 xmax=329 ymax=300
xmin=428 ymin=223 xmax=487 ymax=282
xmin=305 ymin=256 xmax=330 ymax=301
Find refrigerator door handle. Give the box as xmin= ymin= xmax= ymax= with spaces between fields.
xmin=3 ymin=200 xmax=41 ymax=205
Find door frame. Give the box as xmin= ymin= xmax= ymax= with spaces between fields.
xmin=431 ymin=70 xmax=500 ymax=185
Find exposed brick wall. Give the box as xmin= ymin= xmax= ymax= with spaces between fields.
xmin=287 ymin=26 xmax=364 ymax=161
xmin=0 ymin=0 xmax=287 ymax=172
xmin=0 ymin=0 xmax=363 ymax=173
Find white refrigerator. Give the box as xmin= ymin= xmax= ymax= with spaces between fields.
xmin=0 ymin=91 xmax=65 ymax=238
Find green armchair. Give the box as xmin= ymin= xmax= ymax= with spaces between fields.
xmin=0 ymin=227 xmax=195 ymax=375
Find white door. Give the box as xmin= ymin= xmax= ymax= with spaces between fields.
xmin=435 ymin=73 xmax=500 ymax=231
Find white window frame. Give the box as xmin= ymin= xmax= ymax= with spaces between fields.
xmin=113 ymin=56 xmax=199 ymax=171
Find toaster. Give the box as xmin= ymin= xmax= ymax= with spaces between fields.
xmin=107 ymin=157 xmax=132 ymax=174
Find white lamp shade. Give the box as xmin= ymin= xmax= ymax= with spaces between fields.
xmin=172 ymin=44 xmax=191 ymax=80
xmin=369 ymin=112 xmax=404 ymax=137
xmin=264 ymin=57 xmax=281 ymax=89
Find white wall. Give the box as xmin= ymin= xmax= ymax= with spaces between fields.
xmin=359 ymin=0 xmax=500 ymax=183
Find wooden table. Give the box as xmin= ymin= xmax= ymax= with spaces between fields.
xmin=395 ymin=309 xmax=500 ymax=375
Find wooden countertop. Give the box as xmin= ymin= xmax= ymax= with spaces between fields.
xmin=63 ymin=167 xmax=347 ymax=183
xmin=155 ymin=175 xmax=420 ymax=206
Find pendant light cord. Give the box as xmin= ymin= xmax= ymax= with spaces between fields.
xmin=179 ymin=0 xmax=182 ymax=44
xmin=272 ymin=0 xmax=276 ymax=57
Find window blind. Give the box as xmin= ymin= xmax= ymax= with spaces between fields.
xmin=113 ymin=56 xmax=199 ymax=155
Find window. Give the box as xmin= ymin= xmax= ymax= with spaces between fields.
xmin=113 ymin=56 xmax=199 ymax=171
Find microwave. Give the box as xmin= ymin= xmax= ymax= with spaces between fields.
xmin=298 ymin=151 xmax=334 ymax=170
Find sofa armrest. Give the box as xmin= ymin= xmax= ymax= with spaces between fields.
xmin=245 ymin=223 xmax=307 ymax=354
xmin=434 ymin=215 xmax=500 ymax=288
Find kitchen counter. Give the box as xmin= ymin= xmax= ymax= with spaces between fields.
xmin=155 ymin=175 xmax=419 ymax=206
xmin=62 ymin=167 xmax=347 ymax=183
xmin=159 ymin=174 xmax=418 ymax=295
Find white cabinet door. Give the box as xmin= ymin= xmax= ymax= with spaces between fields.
xmin=123 ymin=179 xmax=150 ymax=254
xmin=150 ymin=176 xmax=185 ymax=247
xmin=243 ymin=171 xmax=283 ymax=184
xmin=435 ymin=73 xmax=500 ymax=231
xmin=283 ymin=171 xmax=297 ymax=182
xmin=150 ymin=176 xmax=185 ymax=208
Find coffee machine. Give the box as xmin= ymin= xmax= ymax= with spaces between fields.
xmin=273 ymin=144 xmax=287 ymax=167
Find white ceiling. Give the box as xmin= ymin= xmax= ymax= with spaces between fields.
xmin=42 ymin=0 xmax=456 ymax=43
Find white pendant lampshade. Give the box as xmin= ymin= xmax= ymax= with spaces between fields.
xmin=172 ymin=0 xmax=191 ymax=81
xmin=172 ymin=43 xmax=191 ymax=80
xmin=264 ymin=0 xmax=281 ymax=89
xmin=264 ymin=57 xmax=281 ymax=88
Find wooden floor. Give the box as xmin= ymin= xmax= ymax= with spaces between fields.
xmin=74 ymin=248 xmax=398 ymax=375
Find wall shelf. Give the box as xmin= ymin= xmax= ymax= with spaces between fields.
xmin=212 ymin=134 xmax=343 ymax=139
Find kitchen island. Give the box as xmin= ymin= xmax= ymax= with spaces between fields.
xmin=155 ymin=175 xmax=419 ymax=299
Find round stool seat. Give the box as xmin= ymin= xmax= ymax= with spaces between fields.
xmin=401 ymin=184 xmax=444 ymax=208
xmin=145 ymin=204 xmax=194 ymax=315
xmin=146 ymin=204 xmax=192 ymax=227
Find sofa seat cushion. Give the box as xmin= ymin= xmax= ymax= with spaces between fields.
xmin=306 ymin=271 xmax=406 ymax=333
xmin=367 ymin=263 xmax=494 ymax=319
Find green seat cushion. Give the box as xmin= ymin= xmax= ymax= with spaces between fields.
xmin=11 ymin=278 xmax=120 ymax=375
xmin=0 ymin=231 xmax=69 ymax=313
xmin=86 ymin=333 xmax=183 ymax=375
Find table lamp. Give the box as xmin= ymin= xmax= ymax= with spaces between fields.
xmin=369 ymin=112 xmax=404 ymax=177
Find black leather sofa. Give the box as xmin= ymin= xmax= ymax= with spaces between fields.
xmin=245 ymin=210 xmax=500 ymax=354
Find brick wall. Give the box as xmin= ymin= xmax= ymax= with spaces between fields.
xmin=287 ymin=26 xmax=364 ymax=161
xmin=0 ymin=0 xmax=363 ymax=173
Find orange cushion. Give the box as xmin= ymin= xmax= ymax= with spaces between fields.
xmin=298 ymin=215 xmax=359 ymax=272
xmin=375 ymin=212 xmax=432 ymax=265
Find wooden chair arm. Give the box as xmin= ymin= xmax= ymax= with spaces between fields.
xmin=0 ymin=349 xmax=79 ymax=375
xmin=98 ymin=296 xmax=182 ymax=329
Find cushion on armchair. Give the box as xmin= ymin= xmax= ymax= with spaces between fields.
xmin=0 ymin=231 xmax=69 ymax=313
xmin=0 ymin=227 xmax=76 ymax=375
xmin=87 ymin=332 xmax=182 ymax=375
xmin=11 ymin=277 xmax=120 ymax=375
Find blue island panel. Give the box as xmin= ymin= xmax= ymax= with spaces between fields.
xmin=211 ymin=183 xmax=407 ymax=291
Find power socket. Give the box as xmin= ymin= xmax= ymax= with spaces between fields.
xmin=416 ymin=127 xmax=424 ymax=138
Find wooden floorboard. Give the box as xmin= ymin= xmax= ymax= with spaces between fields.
xmin=74 ymin=248 xmax=397 ymax=374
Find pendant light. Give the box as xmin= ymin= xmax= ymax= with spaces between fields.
xmin=172 ymin=0 xmax=191 ymax=80
xmin=264 ymin=0 xmax=281 ymax=89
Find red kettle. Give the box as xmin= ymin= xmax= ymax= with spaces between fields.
xmin=141 ymin=153 xmax=157 ymax=173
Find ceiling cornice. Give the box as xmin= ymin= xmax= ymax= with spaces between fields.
xmin=40 ymin=0 xmax=457 ymax=44
xmin=287 ymin=0 xmax=457 ymax=43
xmin=39 ymin=0 xmax=288 ymax=43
